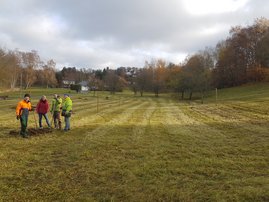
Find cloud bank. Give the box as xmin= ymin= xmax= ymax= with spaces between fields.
xmin=0 ymin=0 xmax=268 ymax=68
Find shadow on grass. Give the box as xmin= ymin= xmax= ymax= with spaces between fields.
xmin=5 ymin=128 xmax=53 ymax=137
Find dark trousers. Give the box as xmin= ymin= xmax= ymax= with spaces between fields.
xmin=64 ymin=116 xmax=70 ymax=130
xmin=53 ymin=111 xmax=62 ymax=129
xmin=20 ymin=115 xmax=28 ymax=137
xmin=38 ymin=113 xmax=51 ymax=128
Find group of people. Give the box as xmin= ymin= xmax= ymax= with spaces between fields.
xmin=15 ymin=93 xmax=73 ymax=138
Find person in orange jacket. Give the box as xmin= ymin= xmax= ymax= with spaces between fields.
xmin=16 ymin=94 xmax=32 ymax=138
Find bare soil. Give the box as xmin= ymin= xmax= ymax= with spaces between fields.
xmin=9 ymin=128 xmax=53 ymax=136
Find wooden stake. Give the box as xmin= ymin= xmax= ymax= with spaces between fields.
xmin=96 ymin=93 xmax=99 ymax=113
xmin=215 ymin=88 xmax=218 ymax=105
xmin=20 ymin=72 xmax=23 ymax=98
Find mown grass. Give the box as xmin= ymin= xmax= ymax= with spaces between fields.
xmin=0 ymin=84 xmax=269 ymax=201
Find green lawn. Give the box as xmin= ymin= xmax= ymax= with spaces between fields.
xmin=0 ymin=85 xmax=269 ymax=201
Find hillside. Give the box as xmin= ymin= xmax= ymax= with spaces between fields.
xmin=0 ymin=84 xmax=268 ymax=201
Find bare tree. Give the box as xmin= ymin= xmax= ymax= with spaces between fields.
xmin=182 ymin=54 xmax=212 ymax=101
xmin=153 ymin=59 xmax=168 ymax=97
xmin=20 ymin=50 xmax=40 ymax=89
xmin=104 ymin=70 xmax=126 ymax=94
xmin=0 ymin=49 xmax=21 ymax=89
xmin=166 ymin=64 xmax=188 ymax=100
xmin=43 ymin=59 xmax=57 ymax=88
xmin=136 ymin=66 xmax=151 ymax=96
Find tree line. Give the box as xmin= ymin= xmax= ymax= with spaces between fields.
xmin=0 ymin=49 xmax=57 ymax=89
xmin=1 ymin=18 xmax=269 ymax=100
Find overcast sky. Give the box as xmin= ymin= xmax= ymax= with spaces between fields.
xmin=0 ymin=0 xmax=269 ymax=69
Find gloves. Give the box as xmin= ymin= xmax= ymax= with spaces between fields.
xmin=16 ymin=115 xmax=20 ymax=120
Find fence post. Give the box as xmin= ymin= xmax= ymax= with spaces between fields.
xmin=96 ymin=92 xmax=99 ymax=113
xmin=215 ymin=88 xmax=218 ymax=105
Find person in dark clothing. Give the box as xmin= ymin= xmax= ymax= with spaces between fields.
xmin=36 ymin=95 xmax=51 ymax=129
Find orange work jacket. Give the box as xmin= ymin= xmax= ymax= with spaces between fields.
xmin=16 ymin=100 xmax=32 ymax=116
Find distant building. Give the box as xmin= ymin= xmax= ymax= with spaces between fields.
xmin=62 ymin=80 xmax=75 ymax=88
xmin=78 ymin=81 xmax=89 ymax=92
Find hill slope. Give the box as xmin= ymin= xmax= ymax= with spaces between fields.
xmin=0 ymin=85 xmax=268 ymax=201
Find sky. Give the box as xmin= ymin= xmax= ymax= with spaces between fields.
xmin=0 ymin=0 xmax=269 ymax=69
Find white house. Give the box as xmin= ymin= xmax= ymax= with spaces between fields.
xmin=62 ymin=80 xmax=75 ymax=88
xmin=78 ymin=81 xmax=89 ymax=92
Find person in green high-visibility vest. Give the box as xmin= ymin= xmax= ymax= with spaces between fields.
xmin=61 ymin=94 xmax=73 ymax=132
xmin=50 ymin=94 xmax=62 ymax=129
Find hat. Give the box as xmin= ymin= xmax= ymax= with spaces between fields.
xmin=24 ymin=93 xmax=30 ymax=98
xmin=64 ymin=94 xmax=69 ymax=97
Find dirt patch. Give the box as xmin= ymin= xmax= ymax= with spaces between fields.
xmin=9 ymin=128 xmax=53 ymax=136
xmin=0 ymin=95 xmax=8 ymax=100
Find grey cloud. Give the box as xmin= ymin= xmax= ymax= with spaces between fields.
xmin=0 ymin=0 xmax=269 ymax=68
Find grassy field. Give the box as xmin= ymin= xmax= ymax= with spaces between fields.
xmin=0 ymin=84 xmax=269 ymax=201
